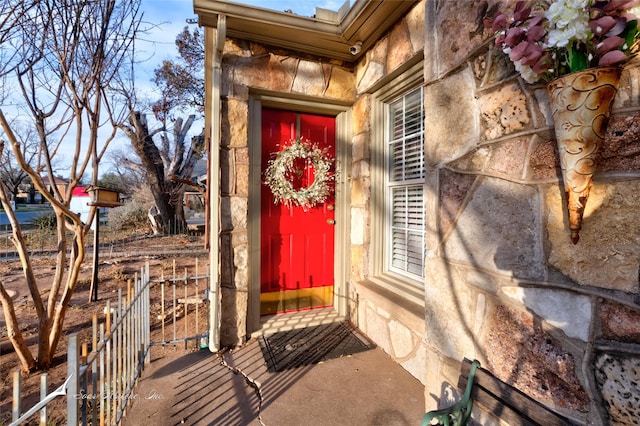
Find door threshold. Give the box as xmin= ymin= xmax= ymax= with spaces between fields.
xmin=251 ymin=308 xmax=345 ymax=337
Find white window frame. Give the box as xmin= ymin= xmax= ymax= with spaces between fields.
xmin=369 ymin=61 xmax=425 ymax=305
xmin=386 ymin=88 xmax=425 ymax=279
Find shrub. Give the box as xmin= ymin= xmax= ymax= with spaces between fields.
xmin=30 ymin=212 xmax=57 ymax=230
xmin=107 ymin=201 xmax=150 ymax=231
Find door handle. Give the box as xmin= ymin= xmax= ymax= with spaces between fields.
xmin=327 ymin=219 xmax=336 ymax=225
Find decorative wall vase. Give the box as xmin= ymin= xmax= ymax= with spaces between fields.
xmin=546 ymin=67 xmax=621 ymax=244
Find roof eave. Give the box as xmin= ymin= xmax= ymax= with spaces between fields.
xmin=193 ymin=0 xmax=418 ymax=63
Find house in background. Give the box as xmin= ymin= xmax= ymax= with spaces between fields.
xmin=193 ymin=1 xmax=640 ymax=424
xmin=41 ymin=175 xmax=69 ymax=199
xmin=16 ymin=175 xmax=74 ymax=204
xmin=69 ymin=187 xmax=92 ymax=226
xmin=15 ymin=180 xmax=39 ymax=204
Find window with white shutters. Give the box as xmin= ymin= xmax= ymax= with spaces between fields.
xmin=368 ymin=60 xmax=425 ymax=303
xmin=386 ymin=88 xmax=425 ymax=279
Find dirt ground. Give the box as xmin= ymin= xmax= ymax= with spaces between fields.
xmin=0 ymin=234 xmax=208 ymax=425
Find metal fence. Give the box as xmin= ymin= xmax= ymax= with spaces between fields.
xmin=149 ymin=258 xmax=210 ymax=350
xmin=5 ymin=370 xmax=67 ymax=426
xmin=96 ymin=227 xmax=206 ymax=258
xmin=4 ymin=260 xmax=210 ymax=425
xmin=70 ymin=264 xmax=152 ymax=426
xmin=0 ymin=221 xmax=206 ymax=261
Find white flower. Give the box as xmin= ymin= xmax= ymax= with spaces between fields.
xmin=491 ymin=0 xmax=639 ymax=83
xmin=513 ymin=60 xmax=539 ymax=84
xmin=545 ymin=0 xmax=591 ymax=48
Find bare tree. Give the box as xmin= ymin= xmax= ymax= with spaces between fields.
xmin=151 ymin=26 xmax=205 ymax=121
xmin=118 ymin=112 xmax=204 ymax=233
xmin=0 ymin=0 xmax=142 ymax=372
xmin=118 ymin=26 xmax=205 ymax=234
xmin=0 ymin=0 xmax=44 ymax=79
xmin=0 ymin=123 xmax=44 ymax=201
xmin=99 ymin=153 xmax=145 ymax=196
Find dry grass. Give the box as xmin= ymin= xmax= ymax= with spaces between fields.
xmin=0 ymin=233 xmax=207 ymax=425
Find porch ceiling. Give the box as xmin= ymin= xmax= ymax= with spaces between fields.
xmin=192 ymin=0 xmax=418 ymax=63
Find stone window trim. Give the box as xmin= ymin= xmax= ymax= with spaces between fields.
xmin=354 ymin=279 xmax=426 ymax=335
xmin=367 ymin=60 xmax=425 ymax=307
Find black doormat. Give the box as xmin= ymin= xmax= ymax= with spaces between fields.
xmin=259 ymin=321 xmax=374 ymax=372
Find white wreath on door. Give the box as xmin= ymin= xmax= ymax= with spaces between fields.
xmin=264 ymin=138 xmax=334 ymax=210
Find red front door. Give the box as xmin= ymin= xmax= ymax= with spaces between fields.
xmin=260 ymin=108 xmax=335 ymax=315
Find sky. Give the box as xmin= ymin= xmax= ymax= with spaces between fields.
xmin=2 ymin=1 xmax=349 ymax=178
xmin=91 ymin=0 xmax=345 ymax=167
xmin=137 ymin=0 xmax=347 ymax=78
xmin=106 ymin=0 xmax=348 ymax=171
xmin=138 ymin=0 xmax=347 ymax=71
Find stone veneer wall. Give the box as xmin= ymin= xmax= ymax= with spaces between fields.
xmin=215 ymin=0 xmax=432 ymax=386
xmin=214 ymin=0 xmax=640 ymax=423
xmin=217 ymin=39 xmax=355 ymax=346
xmin=400 ymin=1 xmax=640 ymax=424
xmin=348 ymin=0 xmax=429 ymax=385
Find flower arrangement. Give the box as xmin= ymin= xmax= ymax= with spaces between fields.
xmin=485 ymin=0 xmax=640 ymax=83
xmin=264 ymin=138 xmax=334 ymax=210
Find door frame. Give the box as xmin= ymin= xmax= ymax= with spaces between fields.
xmin=247 ymin=89 xmax=352 ymax=335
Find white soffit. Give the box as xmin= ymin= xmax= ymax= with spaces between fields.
xmin=193 ymin=0 xmax=419 ymax=63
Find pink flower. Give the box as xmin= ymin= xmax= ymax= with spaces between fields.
xmin=504 ymin=27 xmax=526 ymax=47
xmin=599 ymin=49 xmax=630 ymax=65
xmin=596 ymin=35 xmax=626 ymax=54
xmin=590 ymin=15 xmax=619 ymax=34
xmin=485 ymin=0 xmax=640 ymax=83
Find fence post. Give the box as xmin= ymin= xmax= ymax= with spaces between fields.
xmin=12 ymin=369 xmax=21 ymax=422
xmin=39 ymin=373 xmax=47 ymax=426
xmin=145 ymin=261 xmax=151 ymax=364
xmin=195 ymin=258 xmax=199 ymax=349
xmin=91 ymin=314 xmax=98 ymax=425
xmin=161 ymin=272 xmax=166 ymax=344
xmin=67 ymin=334 xmax=79 ymax=426
xmin=99 ymin=323 xmax=106 ymax=426
xmin=172 ymin=271 xmax=177 ymax=347
xmin=184 ymin=268 xmax=188 ymax=350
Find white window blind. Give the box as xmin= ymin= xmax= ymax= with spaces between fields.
xmin=387 ymin=88 xmax=425 ymax=279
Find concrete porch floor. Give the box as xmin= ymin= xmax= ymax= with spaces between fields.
xmin=121 ymin=337 xmax=425 ymax=426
